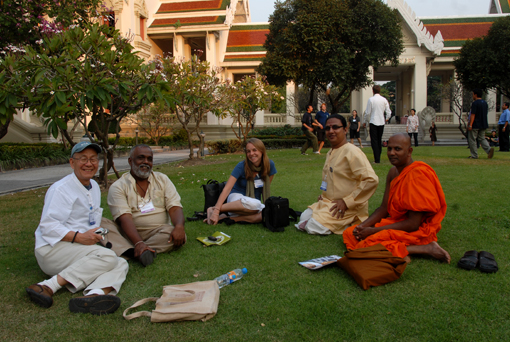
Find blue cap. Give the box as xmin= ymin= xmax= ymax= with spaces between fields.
xmin=242 ymin=268 xmax=247 ymax=274
xmin=71 ymin=141 xmax=101 ymax=157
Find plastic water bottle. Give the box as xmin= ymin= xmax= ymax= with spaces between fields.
xmin=215 ymin=268 xmax=248 ymax=288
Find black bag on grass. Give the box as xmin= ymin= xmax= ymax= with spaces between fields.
xmin=201 ymin=179 xmax=226 ymax=212
xmin=262 ymin=196 xmax=299 ymax=232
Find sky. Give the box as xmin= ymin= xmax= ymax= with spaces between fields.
xmin=250 ymin=0 xmax=493 ymax=23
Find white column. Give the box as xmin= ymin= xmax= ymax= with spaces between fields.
xmin=173 ymin=35 xmax=185 ymax=59
xmin=413 ymin=56 xmax=427 ymax=112
xmin=487 ymin=88 xmax=497 ymax=125
xmin=286 ymin=81 xmax=297 ymax=125
xmin=255 ymin=110 xmax=264 ymax=127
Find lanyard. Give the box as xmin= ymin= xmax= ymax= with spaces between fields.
xmin=86 ymin=190 xmax=96 ymax=226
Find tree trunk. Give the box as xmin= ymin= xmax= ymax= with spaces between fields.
xmin=0 ymin=118 xmax=11 ymax=140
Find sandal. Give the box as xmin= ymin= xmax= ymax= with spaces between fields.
xmin=457 ymin=250 xmax=478 ymax=270
xmin=478 ymin=251 xmax=498 ymax=273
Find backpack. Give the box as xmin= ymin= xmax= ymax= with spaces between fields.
xmin=201 ymin=179 xmax=227 ymax=212
xmin=262 ymin=196 xmax=299 ymax=232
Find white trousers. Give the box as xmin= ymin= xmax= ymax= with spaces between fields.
xmin=35 ymin=242 xmax=128 ymax=295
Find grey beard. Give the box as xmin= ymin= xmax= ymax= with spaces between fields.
xmin=132 ymin=164 xmax=151 ymax=179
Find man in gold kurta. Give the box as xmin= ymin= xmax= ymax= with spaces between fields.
xmin=297 ymin=114 xmax=379 ymax=235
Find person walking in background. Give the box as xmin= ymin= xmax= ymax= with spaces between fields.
xmin=315 ymin=103 xmax=329 ymax=154
xmin=498 ymin=102 xmax=509 ymax=152
xmin=467 ymin=89 xmax=494 ymax=159
xmin=348 ymin=110 xmax=363 ymax=148
xmin=406 ymin=108 xmax=419 ymax=147
xmin=364 ymin=85 xmax=391 ymax=163
xmin=301 ymin=105 xmax=319 ymax=155
xmin=429 ymin=121 xmax=438 ymax=146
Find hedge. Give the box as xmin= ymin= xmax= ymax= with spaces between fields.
xmin=0 ymin=143 xmax=71 ymax=171
xmin=206 ymin=137 xmax=330 ymax=154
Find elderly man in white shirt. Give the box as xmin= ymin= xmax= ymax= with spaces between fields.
xmin=364 ymin=85 xmax=392 ymax=163
xmin=26 ymin=141 xmax=128 ymax=315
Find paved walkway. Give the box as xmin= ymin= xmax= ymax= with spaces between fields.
xmin=0 ymin=148 xmax=201 ymax=196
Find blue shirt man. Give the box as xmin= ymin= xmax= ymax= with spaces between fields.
xmin=498 ymin=102 xmax=510 ymax=151
xmin=315 ymin=103 xmax=330 ymax=153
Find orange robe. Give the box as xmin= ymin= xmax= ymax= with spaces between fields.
xmin=343 ymin=161 xmax=446 ymax=258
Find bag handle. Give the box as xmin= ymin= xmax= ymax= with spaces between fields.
xmin=159 ymin=288 xmax=196 ymax=304
xmin=123 ymin=297 xmax=159 ymax=320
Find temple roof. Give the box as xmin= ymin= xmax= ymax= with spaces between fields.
xmin=150 ymin=16 xmax=226 ymax=28
xmin=225 ymin=24 xmax=269 ymax=52
xmin=421 ymin=15 xmax=506 ymax=56
xmin=156 ymin=0 xmax=231 ymax=14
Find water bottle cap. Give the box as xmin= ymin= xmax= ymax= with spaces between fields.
xmin=242 ymin=268 xmax=247 ymax=274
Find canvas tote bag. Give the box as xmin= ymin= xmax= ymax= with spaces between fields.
xmin=123 ymin=280 xmax=220 ymax=322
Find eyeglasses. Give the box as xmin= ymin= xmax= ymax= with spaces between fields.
xmin=73 ymin=157 xmax=99 ymax=164
xmin=325 ymin=125 xmax=344 ymax=131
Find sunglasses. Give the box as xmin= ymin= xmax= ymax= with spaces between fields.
xmin=325 ymin=125 xmax=344 ymax=131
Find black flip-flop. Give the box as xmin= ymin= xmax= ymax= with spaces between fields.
xmin=478 ymin=251 xmax=498 ymax=273
xmin=457 ymin=250 xmax=478 ymax=270
xmin=186 ymin=216 xmax=200 ymax=222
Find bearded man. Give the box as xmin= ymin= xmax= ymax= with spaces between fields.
xmin=101 ymin=145 xmax=186 ymax=267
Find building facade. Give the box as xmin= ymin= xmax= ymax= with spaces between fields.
xmin=2 ymin=0 xmax=508 ymax=143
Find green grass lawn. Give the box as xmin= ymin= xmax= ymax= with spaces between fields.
xmin=1 ymin=145 xmax=510 ymax=341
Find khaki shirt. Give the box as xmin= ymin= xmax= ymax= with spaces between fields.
xmin=108 ymin=172 xmax=182 ymax=230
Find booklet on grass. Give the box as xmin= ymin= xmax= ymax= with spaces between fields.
xmin=197 ymin=231 xmax=231 ymax=246
xmin=299 ymin=255 xmax=342 ymax=270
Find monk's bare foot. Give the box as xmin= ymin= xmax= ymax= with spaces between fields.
xmin=407 ymin=242 xmax=450 ymax=264
xmin=403 ymin=256 xmax=411 ymax=264
xmin=428 ymin=241 xmax=451 ymax=264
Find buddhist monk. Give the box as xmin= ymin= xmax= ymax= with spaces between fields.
xmin=343 ymin=133 xmax=450 ymax=263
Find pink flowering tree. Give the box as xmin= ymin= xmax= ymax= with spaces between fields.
xmin=0 ymin=0 xmax=104 ymax=139
xmin=3 ymin=22 xmax=171 ymax=187
xmin=223 ymin=75 xmax=285 ymax=144
xmin=161 ymin=53 xmax=228 ymax=159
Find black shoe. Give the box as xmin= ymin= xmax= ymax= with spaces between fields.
xmin=457 ymin=250 xmax=478 ymax=270
xmin=478 ymin=251 xmax=498 ymax=273
xmin=69 ymin=294 xmax=121 ymax=315
xmin=139 ymin=250 xmax=156 ymax=267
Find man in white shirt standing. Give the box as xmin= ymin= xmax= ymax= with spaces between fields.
xmin=26 ymin=141 xmax=128 ymax=315
xmin=364 ymin=85 xmax=392 ymax=163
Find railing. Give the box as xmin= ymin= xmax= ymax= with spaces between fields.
xmin=264 ymin=114 xmax=287 ymax=125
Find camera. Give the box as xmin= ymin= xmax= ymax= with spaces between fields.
xmin=95 ymin=227 xmax=108 ymax=236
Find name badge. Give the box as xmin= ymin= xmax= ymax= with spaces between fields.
xmin=140 ymin=201 xmax=155 ymax=213
xmin=353 ymin=119 xmax=356 ymax=122
xmin=89 ymin=211 xmax=96 ymax=226
xmin=254 ymin=179 xmax=264 ymax=188
xmin=320 ymin=181 xmax=327 ymax=191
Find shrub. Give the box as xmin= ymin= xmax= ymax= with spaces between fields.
xmin=251 ymin=124 xmax=302 ymax=137
xmin=0 ymin=143 xmax=71 ymax=171
xmin=206 ymin=139 xmax=242 ymax=154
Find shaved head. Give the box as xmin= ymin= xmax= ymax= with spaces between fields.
xmin=387 ymin=133 xmax=413 ymax=170
xmin=389 ymin=133 xmax=412 ymax=149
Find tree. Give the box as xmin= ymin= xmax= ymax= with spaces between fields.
xmin=6 ymin=22 xmax=169 ymax=187
xmin=434 ymin=80 xmax=472 ymax=139
xmin=0 ymin=0 xmax=104 ymax=139
xmin=454 ymin=16 xmax=510 ymax=99
xmin=161 ymin=54 xmax=226 ymax=159
xmin=134 ymin=101 xmax=175 ymax=146
xmin=223 ymin=75 xmax=285 ymax=144
xmin=258 ymin=0 xmax=403 ymax=114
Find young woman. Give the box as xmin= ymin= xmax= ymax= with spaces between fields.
xmin=429 ymin=121 xmax=438 ymax=146
xmin=205 ymin=138 xmax=277 ymax=225
xmin=347 ymin=110 xmax=363 ymax=148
